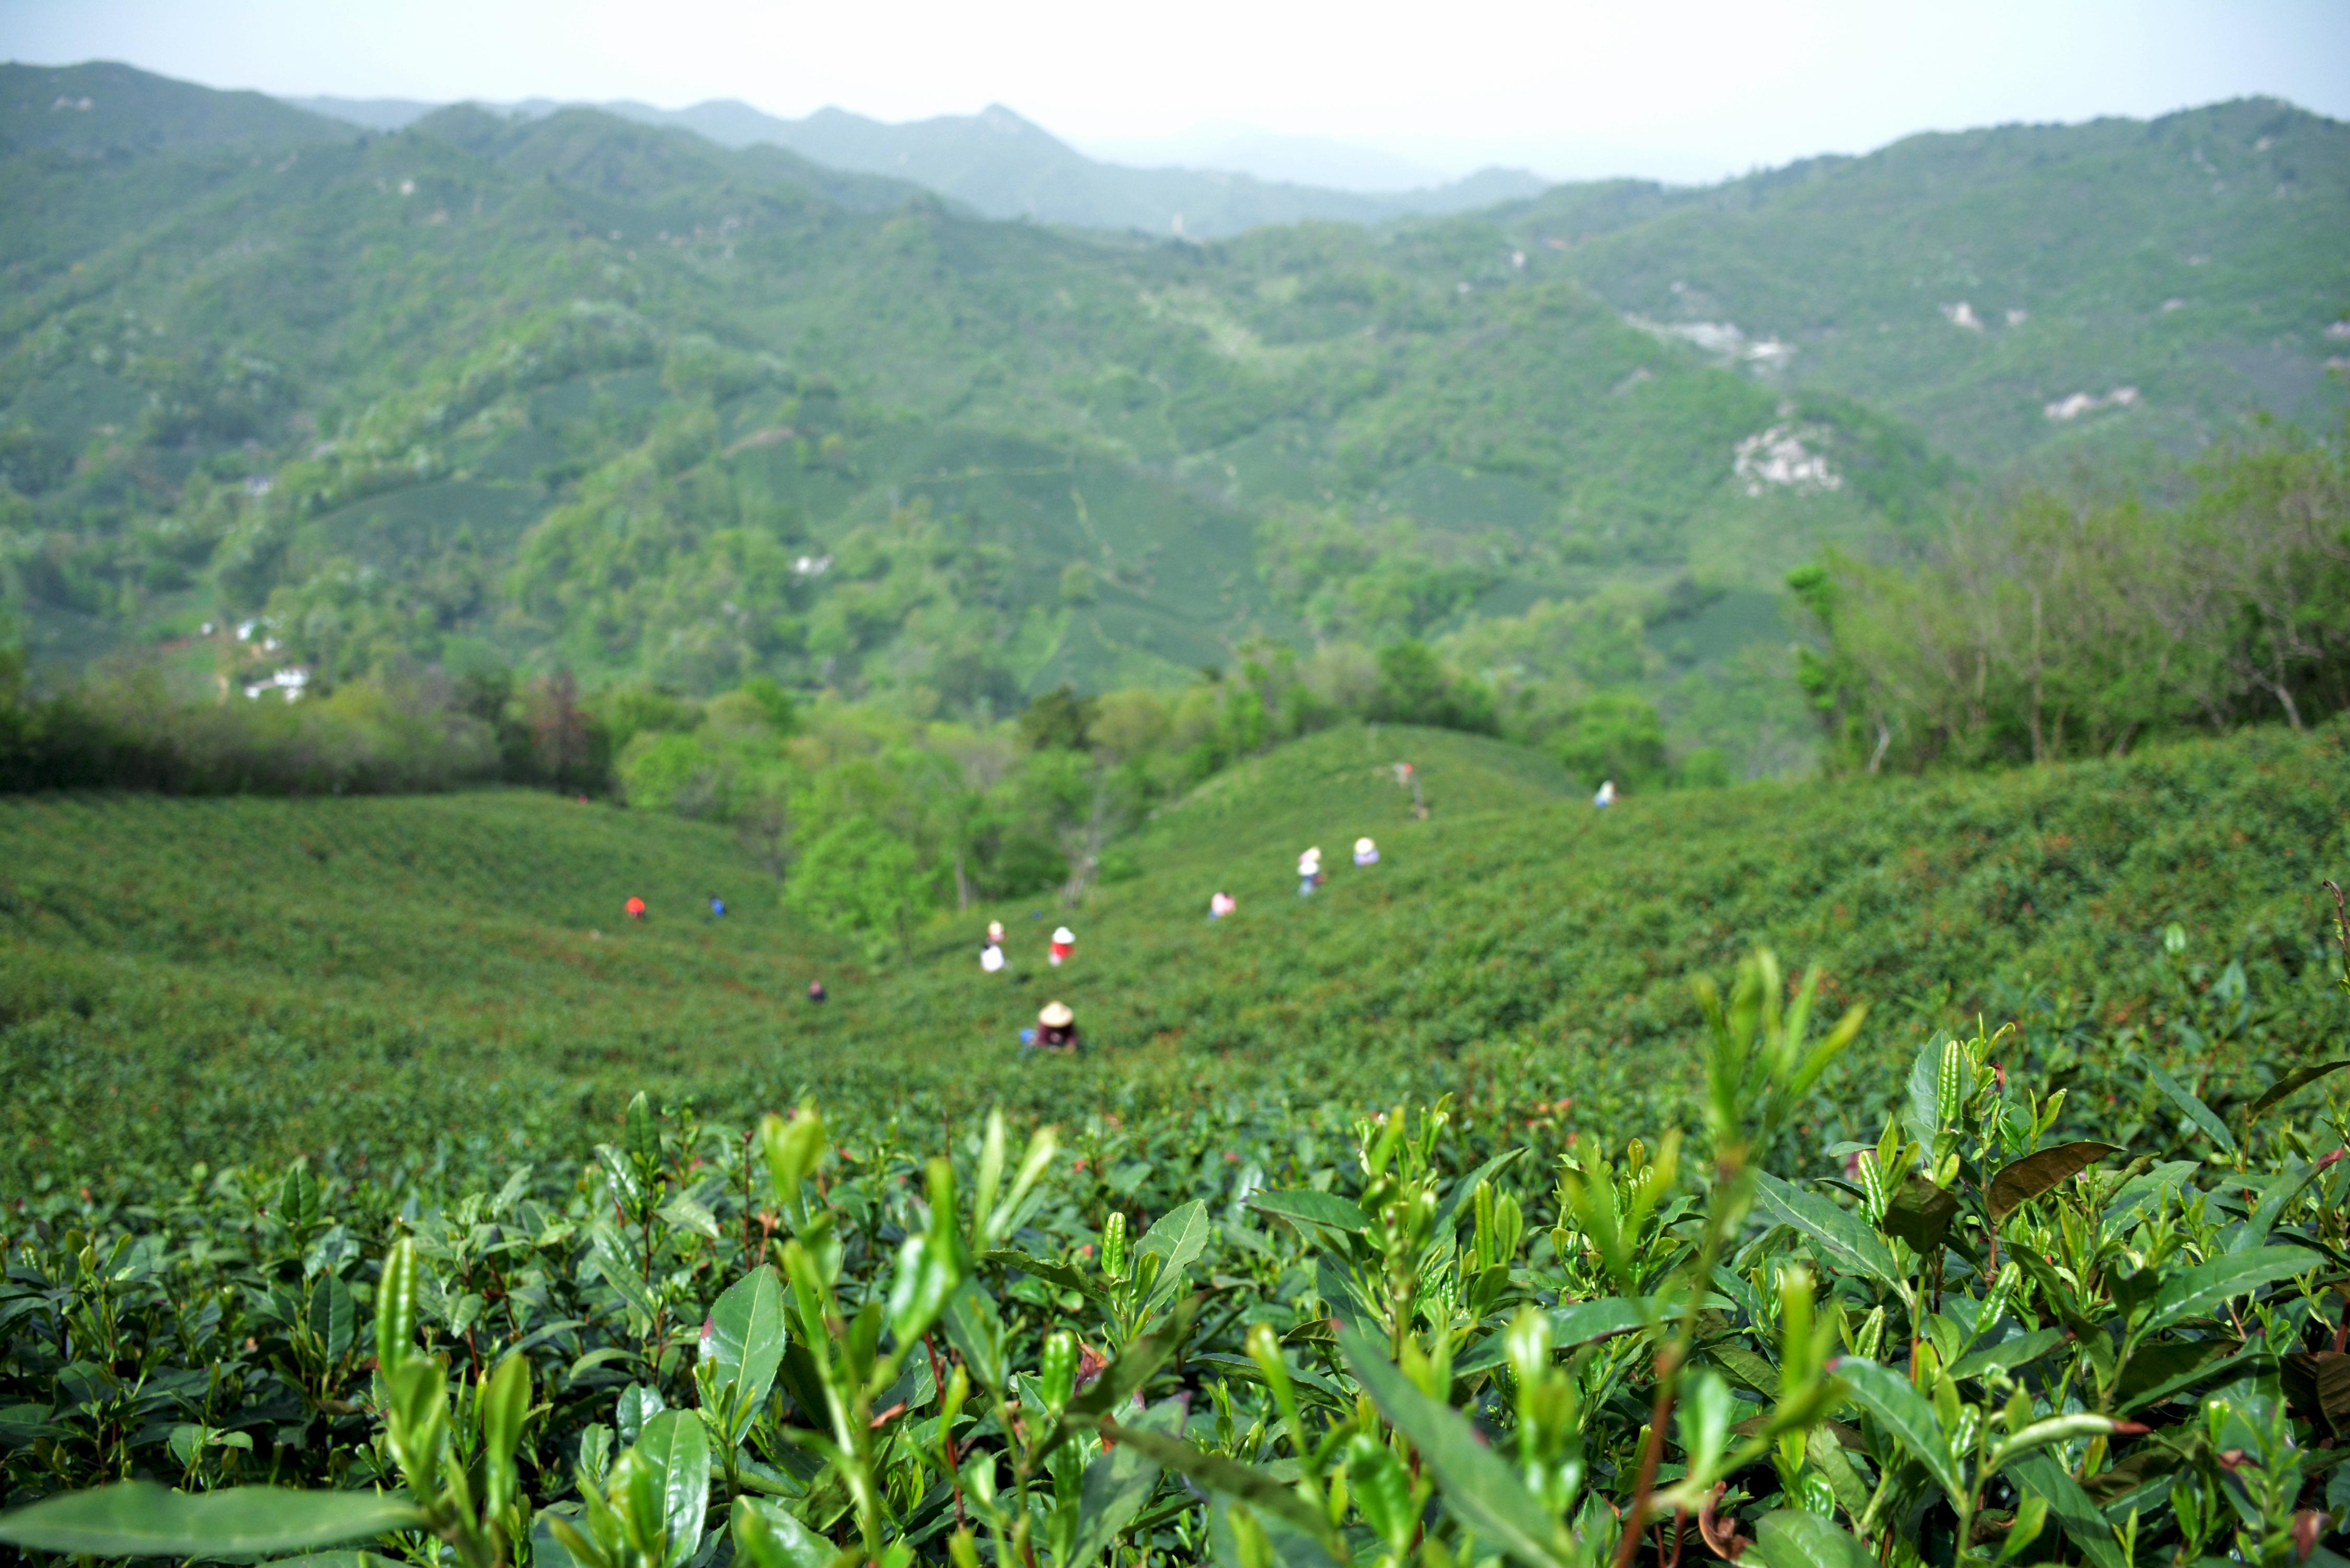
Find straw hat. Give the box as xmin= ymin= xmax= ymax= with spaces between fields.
xmin=1355 ymin=837 xmax=1375 ymax=855
xmin=1052 ymin=926 xmax=1075 ymax=944
xmin=987 ymin=920 xmax=1006 ymax=942
xmin=1039 ymin=1000 xmax=1075 ymax=1027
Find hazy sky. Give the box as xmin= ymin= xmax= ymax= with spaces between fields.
xmin=4 ymin=0 xmax=2345 ymax=183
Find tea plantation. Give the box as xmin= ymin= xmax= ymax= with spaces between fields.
xmin=4 ymin=719 xmax=2345 ymax=1195
xmin=7 ymin=723 xmax=2350 ymax=1567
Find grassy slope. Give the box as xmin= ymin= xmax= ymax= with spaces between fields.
xmin=5 ymin=720 xmax=2346 ymax=1193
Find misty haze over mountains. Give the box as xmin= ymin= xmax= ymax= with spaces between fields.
xmin=283 ymin=92 xmax=1549 ymax=237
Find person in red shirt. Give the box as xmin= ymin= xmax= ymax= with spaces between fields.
xmin=625 ymin=896 xmax=647 ymax=921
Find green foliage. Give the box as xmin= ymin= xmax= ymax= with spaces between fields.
xmin=6 ymin=716 xmax=2349 ymax=1202
xmin=0 ymin=62 xmax=1999 ymax=752
xmin=1794 ymin=425 xmax=2350 ymax=772
xmin=1496 ymin=97 xmax=2350 ymax=467
xmin=1020 ymin=686 xmax=1100 ymax=754
xmin=1552 ymin=691 xmax=1668 ymax=792
xmin=1369 ymin=641 xmax=1497 ymax=735
xmin=789 ymin=815 xmax=926 ymax=959
xmin=7 ymin=916 xmax=2350 ymax=1566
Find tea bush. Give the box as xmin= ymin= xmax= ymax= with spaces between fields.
xmin=6 ymin=931 xmax=2350 ymax=1566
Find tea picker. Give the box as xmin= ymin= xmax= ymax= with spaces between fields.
xmin=1353 ymin=837 xmax=1379 ymax=867
xmin=1209 ymin=891 xmax=1236 ymax=919
xmin=1020 ymin=999 xmax=1081 ymax=1053
xmin=625 ymin=895 xmax=647 ymax=921
xmin=1296 ymin=846 xmax=1324 ymax=896
xmin=1049 ymin=925 xmax=1076 ymax=965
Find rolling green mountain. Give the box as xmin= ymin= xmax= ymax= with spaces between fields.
xmin=0 ymin=64 xmax=1920 ymax=733
xmin=2 ymin=63 xmax=2342 ymax=778
xmin=1481 ymin=98 xmax=2350 ymax=465
xmin=289 ymin=92 xmax=1551 ymax=238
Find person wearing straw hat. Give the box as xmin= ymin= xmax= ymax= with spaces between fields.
xmin=1296 ymin=846 xmax=1323 ymax=896
xmin=1049 ymin=926 xmax=1076 ymax=965
xmin=1209 ymin=891 xmax=1236 ymax=920
xmin=1028 ymin=1000 xmax=1080 ymax=1053
xmin=1353 ymin=837 xmax=1379 ymax=867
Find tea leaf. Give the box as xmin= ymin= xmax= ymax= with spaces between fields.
xmin=940 ymin=1282 xmax=1007 ymax=1392
xmin=702 ymin=1265 xmax=789 ymax=1412
xmin=2142 ymin=1058 xmax=2235 ymax=1155
xmin=2231 ymin=1159 xmax=2330 ymax=1251
xmin=1455 ymin=1296 xmax=1650 ymax=1374
xmin=1067 ymin=1397 xmax=1187 ymax=1568
xmin=1432 ymin=1147 xmax=1526 ymax=1232
xmin=0 ymin=1483 xmax=422 ymax=1558
xmin=1096 ymin=1421 xmax=1329 ymax=1540
xmin=981 ymin=1249 xmax=1111 ymax=1304
xmin=2245 ymin=1058 xmax=2350 ymax=1122
xmin=625 ymin=1091 xmax=661 ymax=1173
xmin=1746 ymin=1508 xmax=1874 ymax=1568
xmin=1985 ymin=1141 xmax=2125 ymax=1221
xmin=1829 ymin=1359 xmax=1961 ymax=1503
xmin=2281 ymin=1352 xmax=2350 ymax=1442
xmin=307 ymin=1272 xmax=354 ymax=1365
xmin=1878 ymin=1173 xmax=1960 ymax=1253
xmin=2135 ymin=1244 xmax=2314 ymax=1336
xmin=1135 ymin=1200 xmax=1212 ymax=1317
xmin=1753 ymin=1173 xmax=1903 ymax=1293
xmin=731 ymin=1496 xmax=836 ymax=1568
xmin=1985 ymin=1413 xmax=2116 ymax=1477
xmin=1338 ymin=1324 xmax=1578 ymax=1568
xmin=2007 ymin=1452 xmax=2130 ymax=1568
xmin=1247 ymin=1190 xmax=1371 ymax=1233
xmin=590 ymin=1223 xmax=662 ymax=1330
xmin=634 ymin=1409 xmax=712 ymax=1568
xmin=1947 ymin=1327 xmax=2068 ymax=1382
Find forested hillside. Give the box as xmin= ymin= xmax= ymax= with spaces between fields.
xmin=1 ymin=62 xmax=2343 ymax=782
xmin=1491 ymin=97 xmax=2350 ymax=465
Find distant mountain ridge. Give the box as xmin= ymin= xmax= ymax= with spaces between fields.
xmin=284 ymin=92 xmax=1548 ymax=237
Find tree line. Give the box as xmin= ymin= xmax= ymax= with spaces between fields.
xmin=1792 ymin=421 xmax=2350 ymax=772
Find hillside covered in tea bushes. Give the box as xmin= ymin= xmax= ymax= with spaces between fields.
xmin=3 ymin=717 xmax=2346 ymax=1196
